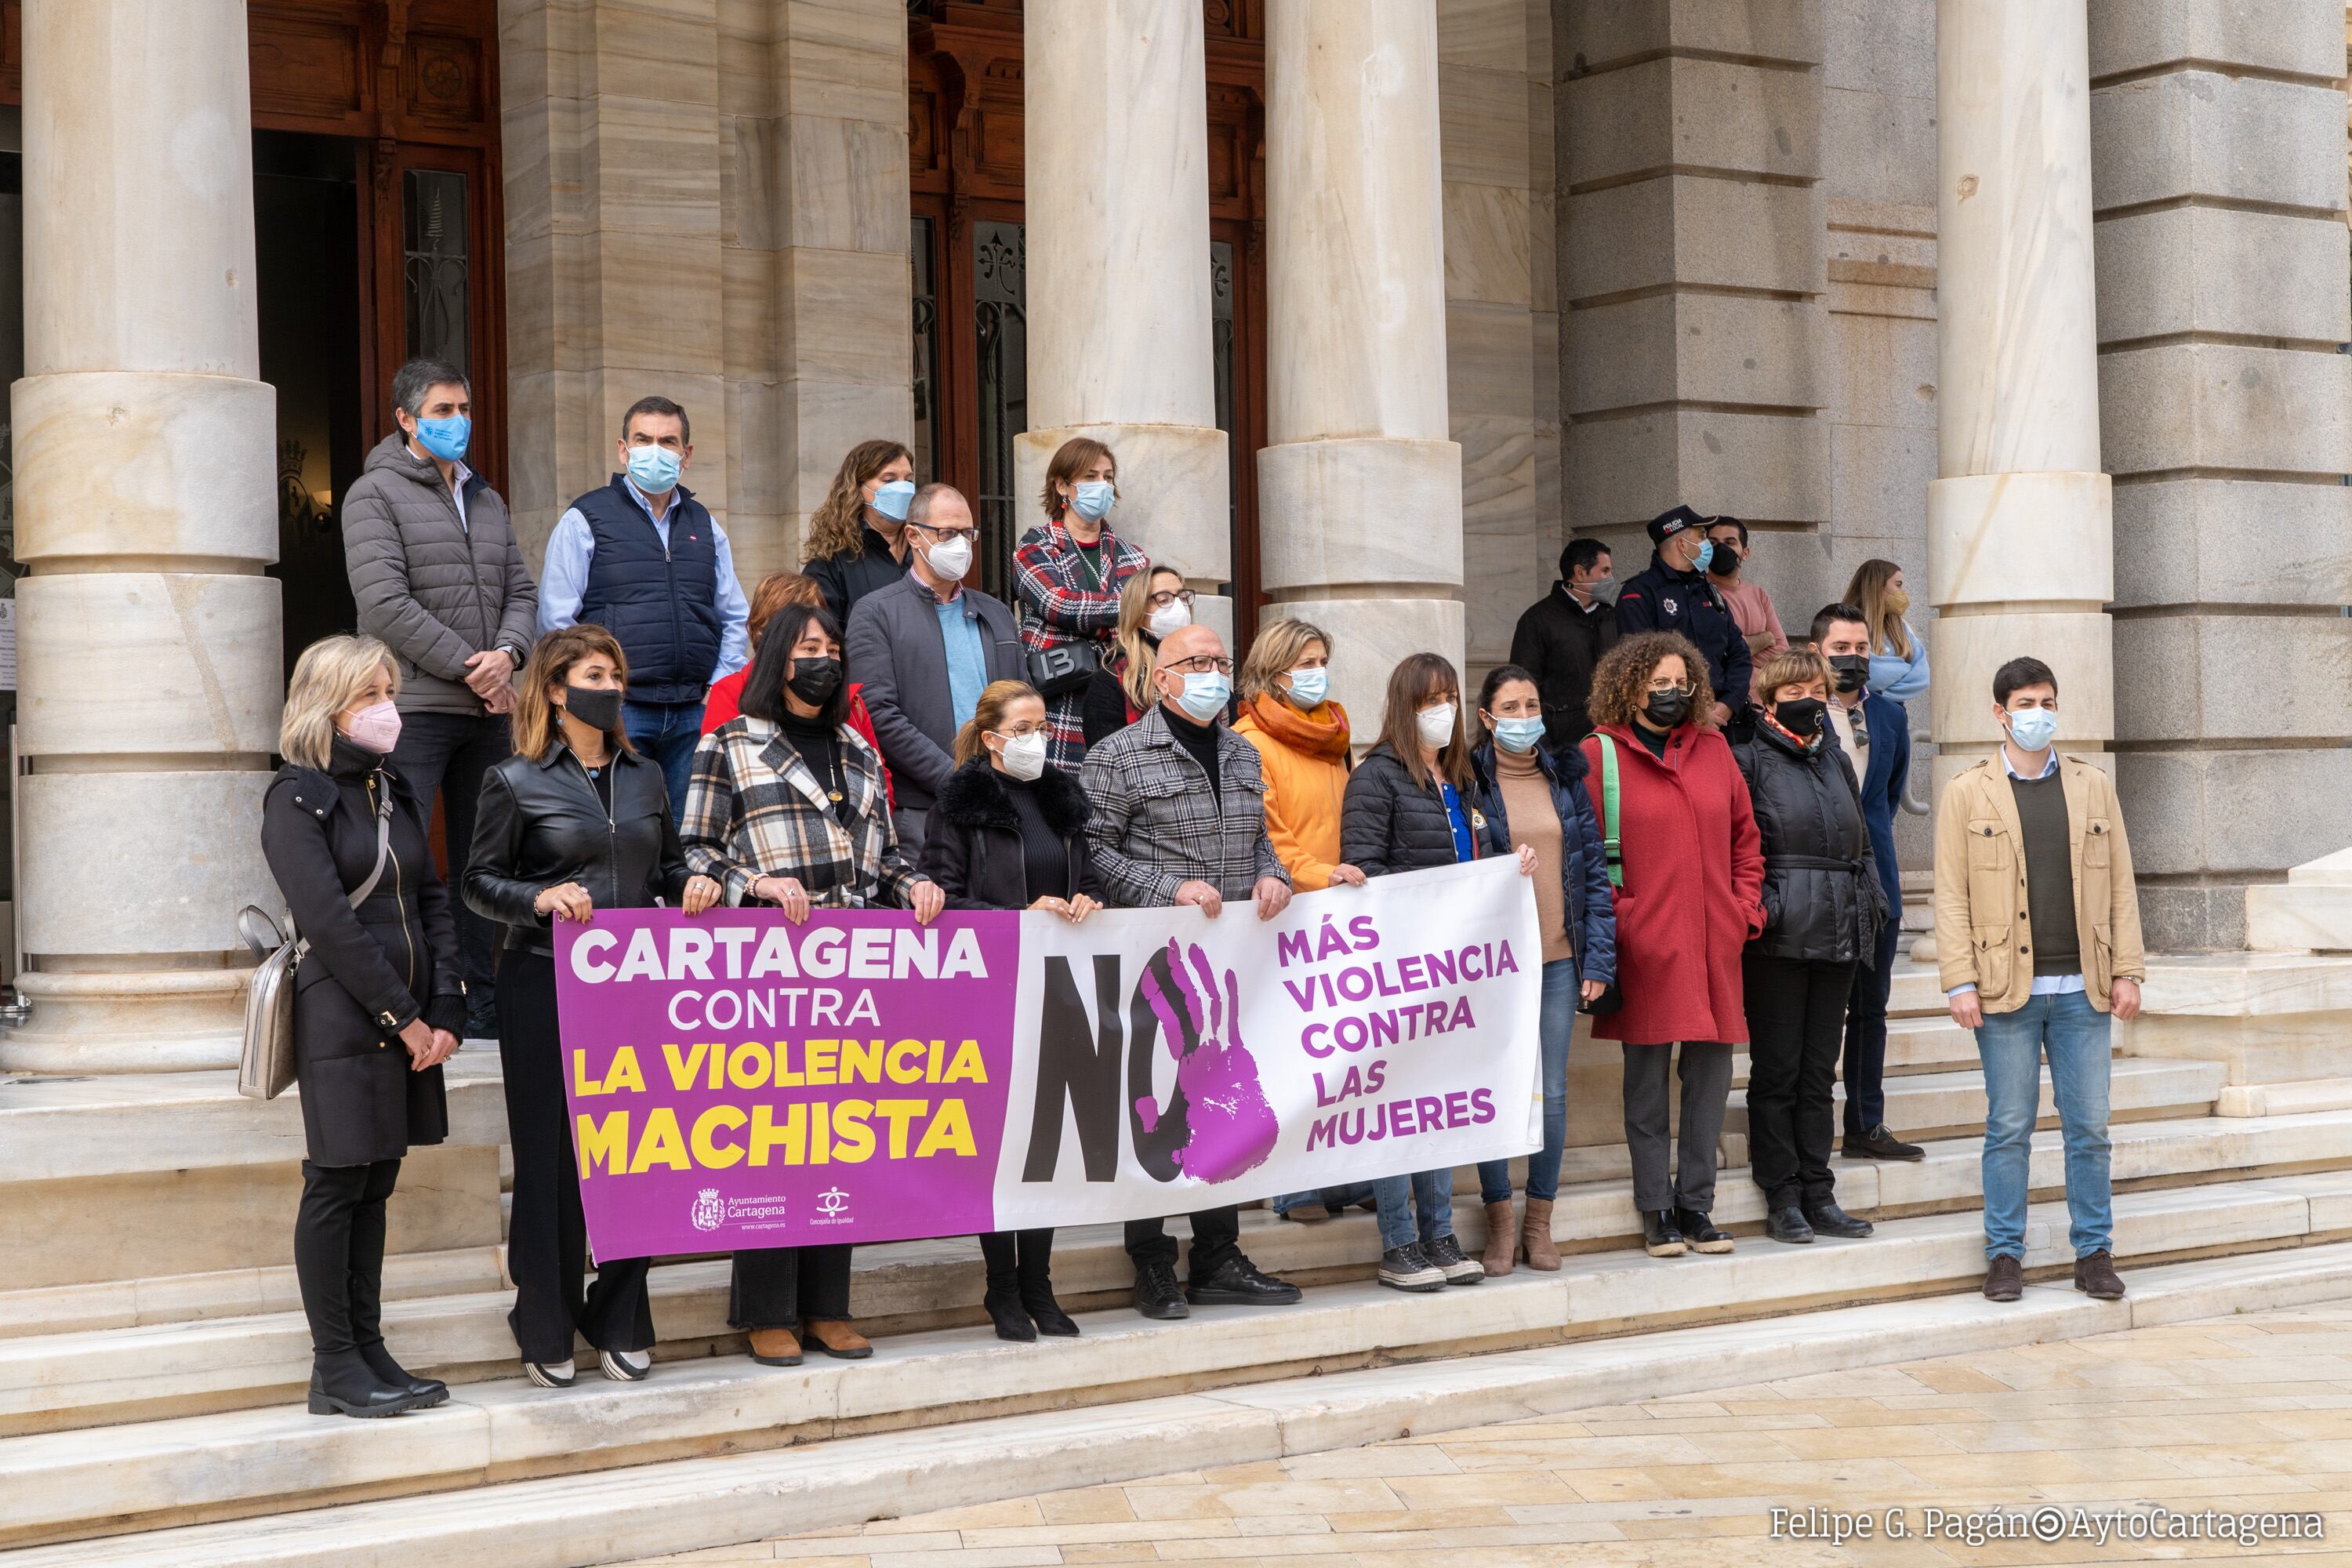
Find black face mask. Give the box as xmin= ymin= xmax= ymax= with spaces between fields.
xmin=1642 ymin=688 xmax=1693 ymax=728
xmin=561 ymin=684 xmax=623 ymax=733
xmin=787 ymin=655 xmax=844 ymax=707
xmin=1829 ymin=654 xmax=1870 ymax=694
xmin=1774 ymin=697 xmax=1827 ymax=736
xmin=1707 ymin=544 xmax=1740 ymax=575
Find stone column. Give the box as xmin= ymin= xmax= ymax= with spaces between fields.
xmin=1015 ymin=0 xmax=1231 ymax=638
xmin=2 ymin=0 xmax=283 ymax=1070
xmin=1927 ymin=0 xmax=2113 ymax=786
xmin=1259 ymin=0 xmax=1465 ymax=718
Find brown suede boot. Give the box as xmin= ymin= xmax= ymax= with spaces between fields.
xmin=747 ymin=1327 xmax=802 ymax=1367
xmin=1520 ymin=1196 xmax=1560 ymax=1271
xmin=804 ymin=1319 xmax=873 ymax=1359
xmin=1480 ymin=1200 xmax=1517 ymax=1277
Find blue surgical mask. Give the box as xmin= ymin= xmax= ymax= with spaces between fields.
xmin=412 ymin=415 xmax=470 ymax=463
xmin=870 ymin=479 xmax=916 ymax=521
xmin=1174 ymin=671 xmax=1230 ymax=724
xmin=1493 ymin=716 xmax=1547 ymax=754
xmin=1284 ymin=666 xmax=1328 ymax=707
xmin=2005 ymin=706 xmax=2058 ymax=752
xmin=626 ymin=443 xmax=682 ymax=493
xmin=1070 ymin=481 xmax=1116 ymax=521
xmin=1689 ymin=538 xmax=1715 ymax=574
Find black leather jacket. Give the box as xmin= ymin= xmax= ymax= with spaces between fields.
xmin=463 ymin=742 xmax=694 ymax=954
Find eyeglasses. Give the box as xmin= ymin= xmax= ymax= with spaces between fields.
xmin=1146 ymin=588 xmax=1196 ymax=611
xmin=912 ymin=521 xmax=978 ymax=543
xmin=1164 ymin=655 xmax=1234 ymax=677
xmin=1646 ymin=681 xmax=1695 ymax=696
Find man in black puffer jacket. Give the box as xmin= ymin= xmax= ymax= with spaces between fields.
xmin=1733 ymin=649 xmax=1890 ymax=1250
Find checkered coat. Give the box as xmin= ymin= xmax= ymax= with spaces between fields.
xmin=681 ymin=716 xmax=929 ymax=909
xmin=1011 ymin=515 xmax=1148 ymax=773
xmin=1081 ymin=705 xmax=1290 ymax=909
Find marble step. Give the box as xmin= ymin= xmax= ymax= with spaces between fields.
xmin=6 ymin=1175 xmax=2351 ymax=1554
xmin=6 ymin=1102 xmax=2344 ymax=1439
xmin=1725 ymin=1055 xmax=2226 ymax=1139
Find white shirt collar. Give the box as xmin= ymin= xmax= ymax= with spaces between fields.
xmin=2000 ymin=746 xmax=2060 ymax=781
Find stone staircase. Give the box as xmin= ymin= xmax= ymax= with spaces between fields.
xmin=4 ymin=957 xmax=2352 ymax=1564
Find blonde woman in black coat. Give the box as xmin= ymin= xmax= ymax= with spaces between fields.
xmin=260 ymin=634 xmax=465 ymax=1418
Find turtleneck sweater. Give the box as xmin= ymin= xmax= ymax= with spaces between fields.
xmin=1494 ymin=744 xmax=1573 ymax=964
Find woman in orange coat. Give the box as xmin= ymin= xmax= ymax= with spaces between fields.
xmin=1581 ymin=631 xmax=1765 ymax=1261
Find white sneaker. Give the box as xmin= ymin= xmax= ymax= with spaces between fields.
xmin=524 ymin=1357 xmax=576 ymax=1388
xmin=599 ymin=1348 xmax=652 ymax=1381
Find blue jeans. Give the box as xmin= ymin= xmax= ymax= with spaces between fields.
xmin=1275 ymin=1184 xmax=1371 ymax=1216
xmin=1975 ymin=989 xmax=2112 ymax=1261
xmin=1373 ymin=1170 xmax=1454 ymax=1252
xmin=624 ymin=699 xmax=705 ymax=824
xmin=1479 ymin=958 xmax=1579 ymax=1204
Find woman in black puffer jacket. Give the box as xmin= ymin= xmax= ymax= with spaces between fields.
xmin=1732 ymin=648 xmax=1889 ymax=1249
xmin=1340 ymin=654 xmax=1530 ymax=1297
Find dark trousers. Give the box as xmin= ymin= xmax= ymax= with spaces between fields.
xmin=978 ymin=1228 xmax=1054 ymax=1290
xmin=1620 ymin=1041 xmax=1733 ymax=1214
xmin=730 ymin=1246 xmax=854 ymax=1330
xmin=623 ymin=699 xmax=705 ymax=825
xmin=1842 ymin=918 xmax=1903 ymax=1135
xmin=294 ymin=1156 xmax=401 ymax=1357
xmin=390 ymin=710 xmax=511 ymax=1011
xmin=498 ymin=949 xmax=655 ymax=1361
xmin=1744 ymin=954 xmax=1858 ymax=1210
xmin=1125 ymin=1207 xmax=1241 ymax=1280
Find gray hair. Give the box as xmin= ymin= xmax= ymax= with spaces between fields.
xmin=391 ymin=357 xmax=469 ymax=417
xmin=280 ymin=635 xmax=399 ymax=769
xmin=907 ymin=481 xmax=971 ymax=529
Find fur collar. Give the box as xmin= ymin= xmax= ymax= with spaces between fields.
xmin=936 ymin=756 xmax=1091 ymax=839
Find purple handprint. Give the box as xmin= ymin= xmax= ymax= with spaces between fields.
xmin=1134 ymin=938 xmax=1279 ymax=1184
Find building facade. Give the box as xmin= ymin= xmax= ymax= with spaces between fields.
xmin=0 ymin=0 xmax=2346 ymax=1072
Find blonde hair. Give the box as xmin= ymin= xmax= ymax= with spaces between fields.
xmin=805 ymin=439 xmax=914 ymax=561
xmin=1757 ymin=647 xmax=1833 ymax=701
xmin=1116 ymin=566 xmax=1185 ymax=713
xmin=953 ymin=679 xmax=1045 ymax=767
xmin=281 ymin=635 xmax=399 ymax=769
xmin=1842 ymin=558 xmax=1913 ymax=660
xmin=511 ymin=626 xmax=634 ymax=760
xmin=1239 ymin=616 xmax=1330 ymax=702
xmin=1040 ymin=437 xmax=1116 ymax=523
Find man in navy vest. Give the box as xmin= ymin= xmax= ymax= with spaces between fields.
xmin=539 ymin=395 xmax=751 ymax=818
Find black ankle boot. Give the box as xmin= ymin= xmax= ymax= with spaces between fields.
xmin=360 ymin=1341 xmax=449 ymax=1407
xmin=979 ymin=1232 xmax=1035 ymax=1341
xmin=308 ymin=1348 xmax=423 ymax=1417
xmin=1016 ymin=1230 xmax=1079 ymax=1337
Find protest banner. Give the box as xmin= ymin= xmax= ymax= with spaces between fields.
xmin=554 ymin=856 xmax=1542 ymax=1257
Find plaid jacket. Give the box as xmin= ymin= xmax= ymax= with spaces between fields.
xmin=681 ymin=716 xmax=929 ymax=909
xmin=1012 ymin=516 xmax=1149 ymax=773
xmin=1081 ymin=705 xmax=1290 ymax=908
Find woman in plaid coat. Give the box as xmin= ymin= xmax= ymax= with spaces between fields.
xmin=1013 ymin=437 xmax=1148 ymax=773
xmin=681 ymin=600 xmax=946 ymax=1369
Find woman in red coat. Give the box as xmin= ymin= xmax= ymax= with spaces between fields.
xmin=1581 ymin=631 xmax=1765 ymax=1261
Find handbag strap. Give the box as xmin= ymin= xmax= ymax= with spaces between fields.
xmin=291 ymin=779 xmax=396 ymax=959
xmin=1597 ymin=733 xmax=1624 ymax=888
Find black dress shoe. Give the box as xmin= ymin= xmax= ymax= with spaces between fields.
xmin=1134 ymin=1261 xmax=1189 ymax=1319
xmin=1186 ymin=1255 xmax=1303 ymax=1306
xmin=1766 ymin=1207 xmax=1815 ymax=1245
xmin=1804 ymin=1201 xmax=1875 ymax=1239
xmin=983 ymin=1285 xmax=1036 ymax=1342
xmin=360 ymin=1341 xmax=448 ymax=1407
xmin=1641 ymin=1210 xmax=1686 ymax=1258
xmin=308 ymin=1351 xmax=424 ymax=1417
xmin=1673 ymin=1207 xmax=1735 ymax=1254
xmin=1843 ymin=1124 xmax=1926 ymax=1161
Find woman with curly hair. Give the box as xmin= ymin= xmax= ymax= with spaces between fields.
xmin=803 ymin=440 xmax=916 ymax=626
xmin=1580 ymin=632 xmax=1765 ymax=1261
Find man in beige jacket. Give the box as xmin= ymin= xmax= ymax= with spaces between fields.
xmin=1935 ymin=656 xmax=2145 ymax=1306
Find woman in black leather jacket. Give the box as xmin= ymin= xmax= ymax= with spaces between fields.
xmin=262 ymin=634 xmax=466 ymax=1419
xmin=1732 ymin=648 xmax=1889 ymax=1249
xmin=464 ymin=624 xmax=722 ymax=1388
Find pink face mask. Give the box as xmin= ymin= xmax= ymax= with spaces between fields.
xmin=342 ymin=699 xmax=402 ymax=755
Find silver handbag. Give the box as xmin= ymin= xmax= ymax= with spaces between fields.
xmin=238 ymin=789 xmax=394 ymax=1101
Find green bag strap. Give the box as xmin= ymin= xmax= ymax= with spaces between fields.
xmin=1597 ymin=732 xmax=1624 ymax=888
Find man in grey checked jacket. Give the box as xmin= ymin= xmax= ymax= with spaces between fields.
xmin=1083 ymin=622 xmax=1304 ymax=1321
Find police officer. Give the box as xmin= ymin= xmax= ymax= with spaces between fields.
xmin=1613 ymin=504 xmax=1751 ymax=727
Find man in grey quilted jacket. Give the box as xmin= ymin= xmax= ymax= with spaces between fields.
xmin=341 ymin=357 xmax=538 ymax=1036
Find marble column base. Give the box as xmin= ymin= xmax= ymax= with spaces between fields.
xmin=1258 ymin=437 xmax=1465 ymax=596
xmin=1260 ymin=596 xmax=1465 ymax=736
xmin=0 ymin=968 xmax=247 ymax=1072
xmin=1013 ymin=420 xmax=1232 ymax=609
xmin=1926 ymin=470 xmax=2112 ymax=610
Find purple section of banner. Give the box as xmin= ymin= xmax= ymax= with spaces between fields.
xmin=554 ymin=908 xmax=1019 ymax=1257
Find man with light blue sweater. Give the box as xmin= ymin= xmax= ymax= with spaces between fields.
xmin=845 ymin=483 xmax=1027 ymax=848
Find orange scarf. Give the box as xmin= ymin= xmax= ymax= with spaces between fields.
xmin=1243 ymin=692 xmax=1352 ymax=760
